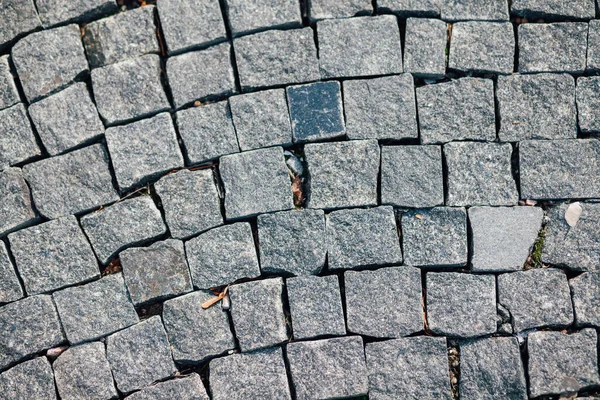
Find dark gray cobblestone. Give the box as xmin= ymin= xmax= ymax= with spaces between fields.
xmin=0 ymin=167 xmax=37 ymax=237
xmin=0 ymin=104 xmax=41 ymax=170
xmin=0 ymin=357 xmax=56 ymax=400
xmin=126 ymin=374 xmax=210 ymax=400
xmin=0 ymin=56 xmax=19 ymax=111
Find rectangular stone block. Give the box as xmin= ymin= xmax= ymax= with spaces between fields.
xmin=0 ymin=168 xmax=37 ymax=237
xmin=587 ymin=20 xmax=600 ymax=71
xmin=0 ymin=0 xmax=41 ymax=50
xmin=576 ymin=76 xmax=600 ymax=133
xmin=441 ymin=0 xmax=509 ymax=21
xmin=570 ymin=272 xmax=600 ymax=328
xmin=377 ymin=0 xmax=442 ymax=16
xmin=404 ymin=18 xmax=447 ymax=79
xmin=512 ymin=0 xmax=595 ymax=20
xmin=0 ymin=104 xmax=41 ymax=169
xmin=225 ymin=0 xmax=301 ymax=35
xmin=0 ymin=357 xmax=56 ymax=400
xmin=0 ymin=241 xmax=23 ymax=303
xmin=127 ymin=374 xmax=209 ymax=400
xmin=0 ymin=56 xmax=19 ymax=110
xmin=35 ymin=0 xmax=117 ymax=27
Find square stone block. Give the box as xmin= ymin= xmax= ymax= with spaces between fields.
xmin=0 ymin=0 xmax=41 ymax=50
xmin=441 ymin=0 xmax=509 ymax=21
xmin=404 ymin=18 xmax=447 ymax=79
xmin=127 ymin=374 xmax=209 ymax=400
xmin=576 ymin=76 xmax=600 ymax=134
xmin=0 ymin=104 xmax=41 ymax=169
xmin=0 ymin=167 xmax=37 ymax=236
xmin=570 ymin=272 xmax=600 ymax=327
xmin=587 ymin=20 xmax=600 ymax=71
xmin=511 ymin=0 xmax=595 ymax=20
xmin=0 ymin=357 xmax=56 ymax=400
xmin=35 ymin=0 xmax=117 ymax=27
xmin=225 ymin=0 xmax=301 ymax=35
xmin=0 ymin=241 xmax=23 ymax=303
xmin=0 ymin=55 xmax=20 ymax=110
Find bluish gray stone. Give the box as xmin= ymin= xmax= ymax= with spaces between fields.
xmin=570 ymin=272 xmax=600 ymax=327
xmin=512 ymin=0 xmax=595 ymax=20
xmin=0 ymin=104 xmax=41 ymax=169
xmin=0 ymin=0 xmax=40 ymax=49
xmin=576 ymin=76 xmax=600 ymax=133
xmin=126 ymin=374 xmax=209 ymax=400
xmin=35 ymin=0 xmax=117 ymax=27
xmin=0 ymin=56 xmax=19 ymax=110
xmin=587 ymin=20 xmax=600 ymax=71
xmin=0 ymin=241 xmax=23 ymax=303
xmin=0 ymin=168 xmax=37 ymax=237
xmin=441 ymin=0 xmax=509 ymax=21
xmin=308 ymin=0 xmax=372 ymax=21
xmin=225 ymin=0 xmax=301 ymax=35
xmin=377 ymin=0 xmax=442 ymax=16
xmin=403 ymin=18 xmax=447 ymax=79
xmin=0 ymin=357 xmax=56 ymax=400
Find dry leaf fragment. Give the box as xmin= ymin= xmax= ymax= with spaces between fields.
xmin=415 ymin=214 xmax=423 ymax=220
xmin=564 ymin=202 xmax=582 ymax=227
xmin=201 ymin=286 xmax=229 ymax=309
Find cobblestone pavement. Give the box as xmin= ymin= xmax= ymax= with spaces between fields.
xmin=1 ymin=0 xmax=600 ymax=399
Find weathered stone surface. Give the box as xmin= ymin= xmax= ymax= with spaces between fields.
xmin=459 ymin=337 xmax=528 ymax=400
xmin=326 ymin=206 xmax=403 ymax=270
xmin=0 ymin=168 xmax=37 ymax=236
xmin=234 ymin=28 xmax=319 ymax=90
xmin=220 ymin=146 xmax=293 ymax=219
xmin=587 ymin=20 xmax=600 ymax=71
xmin=9 ymin=216 xmax=98 ymax=295
xmin=29 ymin=83 xmax=104 ymax=156
xmin=287 ymin=275 xmax=346 ymax=340
xmin=0 ymin=104 xmax=40 ymax=169
xmin=126 ymin=374 xmax=209 ymax=400
xmin=225 ymin=0 xmax=301 ymax=35
xmin=0 ymin=0 xmax=40 ymax=49
xmin=518 ymin=23 xmax=588 ymax=74
xmin=287 ymin=336 xmax=368 ymax=400
xmin=426 ymin=272 xmax=496 ymax=338
xmin=402 ymin=207 xmax=467 ymax=268
xmin=209 ymin=348 xmax=291 ymax=400
xmin=106 ymin=316 xmax=177 ymax=394
xmin=92 ymin=54 xmax=170 ymax=125
xmin=106 ymin=113 xmax=183 ymax=192
xmin=317 ymin=16 xmax=402 ymax=79
xmin=448 ymin=22 xmax=514 ymax=74
xmin=403 ymin=18 xmax=447 ymax=79
xmin=343 ymin=74 xmax=418 ymax=140
xmin=53 ymin=342 xmax=117 ymax=400
xmin=417 ymin=78 xmax=495 ymax=144
xmin=528 ymin=329 xmax=600 ymax=398
xmin=512 ymin=0 xmax=595 ymax=20
xmin=162 ymin=290 xmax=235 ymax=364
xmin=519 ymin=139 xmax=600 ymax=200
xmin=0 ymin=295 xmax=64 ymax=370
xmin=445 ymin=142 xmax=518 ymax=207
xmin=185 ymin=223 xmax=260 ymax=289
xmin=23 ymin=144 xmax=119 ymax=219
xmin=576 ymin=77 xmax=600 ymax=133
xmin=308 ymin=0 xmax=372 ymax=21
xmin=229 ymin=278 xmax=288 ymax=352
xmin=346 ymin=266 xmax=422 ymax=338
xmin=0 ymin=357 xmax=56 ymax=400
xmin=365 ymin=336 xmax=451 ymax=400
xmin=35 ymin=0 xmax=117 ymax=27
xmin=287 ymin=81 xmax=345 ymax=143
xmin=12 ymin=24 xmax=88 ymax=102
xmin=0 ymin=56 xmax=19 ymax=110
xmin=497 ymin=73 xmax=576 ymax=141
xmin=229 ymin=89 xmax=292 ymax=151
xmin=154 ymin=169 xmax=222 ymax=239
xmin=258 ymin=209 xmax=326 ymax=276
xmin=441 ymin=0 xmax=509 ymax=21
xmin=570 ymin=272 xmax=600 ymax=327
xmin=0 ymin=242 xmax=23 ymax=303
xmin=305 ymin=140 xmax=379 ymax=209
xmin=469 ymin=206 xmax=544 ymax=272
xmin=167 ymin=43 xmax=236 ymax=108
xmin=377 ymin=0 xmax=442 ymax=16
xmin=497 ymin=268 xmax=573 ymax=332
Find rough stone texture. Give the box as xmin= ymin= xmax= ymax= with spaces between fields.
xmin=53 ymin=273 xmax=139 ymax=344
xmin=157 ymin=0 xmax=226 ymax=55
xmin=497 ymin=73 xmax=577 ymax=141
xmin=441 ymin=0 xmax=509 ymax=21
xmin=343 ymin=74 xmax=418 ymax=140
xmin=209 ymin=348 xmax=291 ymax=400
xmin=229 ymin=89 xmax=293 ymax=151
xmin=258 ymin=209 xmax=326 ymax=276
xmin=92 ymin=54 xmax=170 ymax=125
xmin=576 ymin=76 xmax=600 ymax=133
xmin=305 ymin=140 xmax=379 ymax=209
xmin=402 ymin=207 xmax=467 ymax=268
xmin=403 ymin=18 xmax=447 ymax=79
xmin=377 ymin=0 xmax=443 ymax=16
xmin=120 ymin=239 xmax=193 ymax=306
xmin=176 ymin=101 xmax=239 ymax=165
xmin=234 ymin=28 xmax=319 ymax=90
xmin=570 ymin=272 xmax=600 ymax=327
xmin=220 ymin=146 xmax=293 ymax=219
xmin=308 ymin=0 xmax=372 ymax=21
xmin=126 ymin=374 xmax=210 ymax=400
xmin=0 ymin=295 xmax=64 ymax=370
xmin=527 ymin=329 xmax=600 ymax=398
xmin=512 ymin=0 xmax=595 ymax=20
xmin=225 ymin=0 xmax=301 ymax=35
xmin=445 ymin=142 xmax=518 ymax=207
xmin=469 ymin=206 xmax=544 ymax=272
xmin=35 ymin=0 xmax=117 ymax=27
xmin=365 ymin=336 xmax=451 ymax=400
xmin=9 ymin=216 xmax=99 ymax=295
xmin=287 ymin=275 xmax=346 ymax=339
xmin=317 ymin=16 xmax=403 ymax=79
xmin=326 ymin=206 xmax=403 ymax=270
xmin=28 ymin=83 xmax=105 ymax=156
xmin=185 ymin=223 xmax=260 ymax=289
xmin=0 ymin=168 xmax=37 ymax=237
xmin=459 ymin=337 xmax=528 ymax=400
xmin=80 ymin=196 xmax=167 ymax=264
xmin=12 ymin=25 xmax=88 ymax=102
xmin=287 ymin=81 xmax=345 ymax=143
xmin=0 ymin=104 xmax=41 ymax=169
xmin=448 ymin=22 xmax=514 ymax=74
xmin=23 ymin=144 xmax=119 ymax=219
xmin=518 ymin=23 xmax=588 ymax=74
xmin=345 ymin=266 xmax=422 ymax=338
xmin=0 ymin=0 xmax=41 ymax=49
xmin=0 ymin=242 xmax=23 ymax=303
xmin=587 ymin=20 xmax=600 ymax=71
xmin=162 ymin=290 xmax=235 ymax=364
xmin=519 ymin=139 xmax=600 ymax=200
xmin=381 ymin=145 xmax=444 ymax=208
xmin=53 ymin=342 xmax=118 ymax=400
xmin=154 ymin=169 xmax=222 ymax=239
xmin=229 ymin=278 xmax=288 ymax=352
xmin=106 ymin=316 xmax=177 ymax=394
xmin=287 ymin=336 xmax=368 ymax=400
xmin=417 ymin=78 xmax=496 ymax=144
xmin=0 ymin=56 xmax=19 ymax=110
xmin=426 ymin=272 xmax=496 ymax=338
xmin=167 ymin=43 xmax=236 ymax=108
xmin=497 ymin=268 xmax=573 ymax=332
xmin=106 ymin=113 xmax=184 ymax=192
xmin=0 ymin=357 xmax=56 ymax=400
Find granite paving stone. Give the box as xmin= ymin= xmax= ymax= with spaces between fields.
xmin=225 ymin=0 xmax=301 ymax=35
xmin=377 ymin=0 xmax=443 ymax=16
xmin=343 ymin=74 xmax=418 ymax=140
xmin=570 ymin=272 xmax=600 ymax=327
xmin=0 ymin=0 xmax=41 ymax=50
xmin=317 ymin=16 xmax=403 ymax=79
xmin=35 ymin=0 xmax=117 ymax=27
xmin=511 ymin=0 xmax=596 ymax=20
xmin=0 ymin=168 xmax=37 ymax=237
xmin=587 ymin=20 xmax=600 ymax=71
xmin=258 ymin=209 xmax=326 ymax=276
xmin=441 ymin=0 xmax=509 ymax=21
xmin=0 ymin=104 xmax=41 ymax=169
xmin=497 ymin=268 xmax=573 ymax=332
xmin=403 ymin=18 xmax=447 ymax=79
xmin=0 ymin=242 xmax=23 ymax=303
xmin=126 ymin=374 xmax=209 ymax=400
xmin=229 ymin=278 xmax=288 ymax=352
xmin=576 ymin=77 xmax=600 ymax=133
xmin=308 ymin=0 xmax=372 ymax=21
xmin=0 ymin=357 xmax=56 ymax=400
xmin=365 ymin=336 xmax=451 ymax=400
xmin=185 ymin=223 xmax=260 ymax=289
xmin=287 ymin=275 xmax=346 ymax=339
xmin=287 ymin=336 xmax=368 ymax=400
xmin=80 ymin=196 xmax=167 ymax=264
xmin=326 ymin=206 xmax=403 ymax=270
xmin=0 ymin=56 xmax=19 ymax=110
xmin=9 ymin=216 xmax=99 ymax=295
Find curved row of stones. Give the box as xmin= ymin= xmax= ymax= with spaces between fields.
xmin=1 ymin=0 xmax=600 ymax=399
